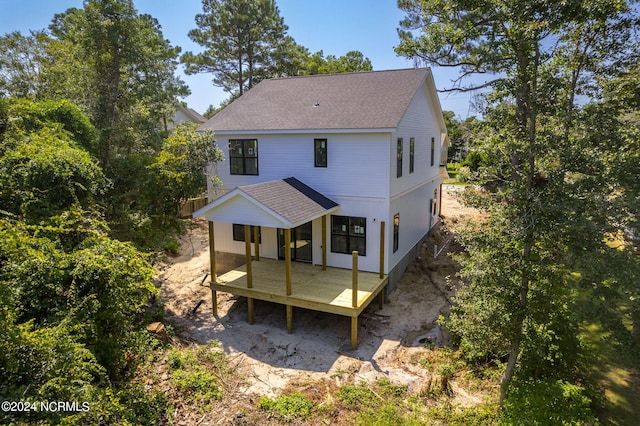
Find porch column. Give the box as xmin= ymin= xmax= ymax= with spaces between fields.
xmin=352 ymin=251 xmax=358 ymax=308
xmin=284 ymin=228 xmax=293 ymax=334
xmin=378 ymin=220 xmax=385 ymax=309
xmin=321 ymin=215 xmax=327 ymax=270
xmin=208 ymin=221 xmax=217 ymax=316
xmin=245 ymin=224 xmax=254 ymax=325
xmin=253 ymin=225 xmax=260 ymax=261
xmin=284 ymin=228 xmax=292 ymax=295
xmin=351 ymin=251 xmax=359 ymax=349
xmin=379 ymin=221 xmax=385 ymax=279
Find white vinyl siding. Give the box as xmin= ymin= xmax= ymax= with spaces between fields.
xmin=212 ymin=132 xmax=390 ymax=201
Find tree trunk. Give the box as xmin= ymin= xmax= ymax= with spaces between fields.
xmin=500 ymin=338 xmax=521 ymax=403
xmin=500 ymin=242 xmax=532 ymax=404
xmin=238 ymin=54 xmax=243 ymax=96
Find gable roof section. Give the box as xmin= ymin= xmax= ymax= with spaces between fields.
xmin=193 ymin=177 xmax=339 ymax=228
xmin=200 ymin=68 xmax=430 ymax=132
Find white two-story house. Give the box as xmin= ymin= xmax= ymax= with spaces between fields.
xmin=195 ymin=68 xmax=449 ymax=294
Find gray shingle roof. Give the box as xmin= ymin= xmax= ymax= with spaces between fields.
xmin=239 ymin=177 xmax=338 ymax=225
xmin=200 ymin=68 xmax=430 ymax=132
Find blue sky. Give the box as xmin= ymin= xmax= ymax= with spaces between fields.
xmin=0 ymin=0 xmax=477 ymax=118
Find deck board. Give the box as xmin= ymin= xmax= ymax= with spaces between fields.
xmin=213 ymin=259 xmax=387 ymax=317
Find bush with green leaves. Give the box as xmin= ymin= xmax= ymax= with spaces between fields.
xmin=257 ymin=392 xmax=314 ymax=422
xmin=501 ymin=379 xmax=598 ymax=425
xmin=0 ymin=218 xmax=158 ymax=381
xmin=0 ymin=99 xmax=106 ymax=223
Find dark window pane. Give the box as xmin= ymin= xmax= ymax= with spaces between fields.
xmin=232 ymin=224 xmax=260 ymax=242
xmin=331 ymin=235 xmax=348 ymax=254
xmin=230 ymin=158 xmax=244 ymax=175
xmin=229 ymin=139 xmax=258 ymax=175
xmin=351 ymin=237 xmax=366 ymax=256
xmin=410 ymin=138 xmax=415 ymax=173
xmin=332 ymin=216 xmax=348 ymax=235
xmin=397 ymin=138 xmax=403 ymax=178
xmin=393 ymin=213 xmax=399 ymax=253
xmin=244 ymin=158 xmax=258 ymax=175
xmin=315 ymin=139 xmax=327 ymax=167
xmin=431 ymin=137 xmax=435 ymax=166
xmin=244 ymin=140 xmax=257 ymax=157
xmin=349 ymin=217 xmax=366 ymax=236
xmin=229 ymin=140 xmax=243 ymax=157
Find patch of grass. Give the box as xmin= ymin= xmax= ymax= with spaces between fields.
xmin=355 ymin=402 xmax=423 ymax=426
xmin=165 ymin=343 xmax=230 ymax=413
xmin=171 ymin=369 xmax=222 ymax=405
xmin=376 ymin=377 xmax=408 ymax=398
xmin=580 ymin=322 xmax=640 ymax=425
xmin=257 ymin=392 xmax=314 ymax=422
xmin=426 ymin=403 xmax=499 ymax=425
xmin=501 ymin=378 xmax=597 ymax=425
xmin=337 ymin=382 xmax=380 ymax=408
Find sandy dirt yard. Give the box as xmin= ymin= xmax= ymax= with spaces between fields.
xmin=157 ymin=185 xmax=479 ymax=407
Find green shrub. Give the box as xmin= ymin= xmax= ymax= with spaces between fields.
xmin=501 ymin=378 xmax=598 ymax=425
xmin=257 ymin=392 xmax=314 ymax=422
xmin=162 ymin=237 xmax=180 ymax=255
xmin=171 ymin=369 xmax=222 ymax=405
xmin=376 ymin=377 xmax=408 ymax=398
xmin=426 ymin=403 xmax=499 ymax=425
xmin=337 ymin=383 xmax=378 ymax=408
xmin=356 ymin=402 xmax=423 ymax=426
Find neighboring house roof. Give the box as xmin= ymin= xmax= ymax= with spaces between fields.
xmin=193 ymin=177 xmax=339 ymax=228
xmin=199 ymin=68 xmax=432 ymax=132
xmin=174 ymin=104 xmax=206 ymax=125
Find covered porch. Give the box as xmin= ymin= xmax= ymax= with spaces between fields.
xmin=194 ymin=177 xmax=388 ymax=349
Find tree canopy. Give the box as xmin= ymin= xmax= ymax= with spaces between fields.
xmin=397 ymin=0 xmax=640 ymax=408
xmin=183 ymin=0 xmax=373 ymax=105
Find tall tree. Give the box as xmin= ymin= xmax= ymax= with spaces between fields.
xmin=0 ymin=31 xmax=50 ymax=99
xmin=396 ymin=0 xmax=638 ymax=404
xmin=182 ymin=0 xmax=289 ymax=97
xmin=50 ymin=0 xmax=189 ymax=167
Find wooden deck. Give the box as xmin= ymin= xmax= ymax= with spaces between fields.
xmin=211 ymin=259 xmax=388 ymax=348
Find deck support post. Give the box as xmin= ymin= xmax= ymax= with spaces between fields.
xmin=245 ymin=225 xmax=253 ymax=289
xmin=351 ymin=317 xmax=358 ymax=350
xmin=352 ymin=251 xmax=358 ymax=308
xmin=208 ymin=221 xmax=218 ymax=316
xmin=245 ymin=225 xmax=254 ymax=324
xmin=285 ymin=228 xmax=292 ymax=295
xmin=321 ymin=215 xmax=327 ymax=270
xmin=379 ymin=221 xmax=385 ymax=279
xmin=247 ymin=298 xmax=254 ymax=325
xmin=253 ymin=226 xmax=260 ymax=261
xmin=286 ymin=305 xmax=293 ymax=334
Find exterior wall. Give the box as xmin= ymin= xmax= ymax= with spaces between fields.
xmin=208 ymin=132 xmax=390 ymax=201
xmin=321 ymin=197 xmax=388 ymax=273
xmin=386 ymin=178 xmax=442 ymax=293
xmin=390 ymin=83 xmax=444 ymax=199
xmin=384 ymin=81 xmax=446 ymax=291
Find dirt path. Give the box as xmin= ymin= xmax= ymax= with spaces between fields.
xmin=157 ymin=184 xmax=478 ymax=400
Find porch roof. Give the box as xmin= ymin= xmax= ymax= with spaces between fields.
xmin=193 ymin=177 xmax=339 ymax=228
